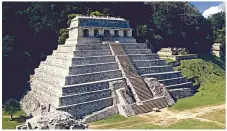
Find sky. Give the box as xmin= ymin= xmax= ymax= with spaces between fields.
xmin=190 ymin=1 xmax=225 ymax=18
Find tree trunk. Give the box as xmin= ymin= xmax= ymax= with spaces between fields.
xmin=10 ymin=113 xmax=13 ymax=121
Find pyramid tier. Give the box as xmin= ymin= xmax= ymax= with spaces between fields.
xmin=53 ymin=49 xmax=112 ymax=57
xmin=37 ymin=61 xmax=119 ymax=75
xmin=133 ymin=59 xmax=167 ymax=67
xmin=46 ymin=55 xmax=116 ymax=66
xmin=129 ymin=54 xmax=159 ymax=61
xmin=57 ymin=97 xmax=114 ymax=119
xmin=62 ymin=77 xmax=124 ymax=96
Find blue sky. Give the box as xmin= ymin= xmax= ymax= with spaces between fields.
xmin=190 ymin=1 xmax=224 ymax=13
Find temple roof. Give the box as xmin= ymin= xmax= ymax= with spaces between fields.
xmin=72 ymin=16 xmax=131 ymax=28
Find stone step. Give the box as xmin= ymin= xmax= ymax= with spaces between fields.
xmin=37 ymin=62 xmax=69 ymax=75
xmin=46 ymin=55 xmax=116 ymax=66
xmin=159 ymin=77 xmax=188 ymax=86
xmin=65 ymin=38 xmax=101 ymax=45
xmin=65 ymin=70 xmax=123 ymax=85
xmin=165 ymin=82 xmax=193 ymax=90
xmin=34 ymin=67 xmax=65 ymax=79
xmin=38 ymin=62 xmax=119 ymax=75
xmin=30 ymin=84 xmax=59 ymax=107
xmin=168 ymin=88 xmax=194 ymax=99
xmin=133 ymin=59 xmax=167 ymax=67
xmin=57 ymin=44 xmax=110 ymax=52
xmin=121 ymin=43 xmax=147 ymax=49
xmin=69 ymin=62 xmax=119 ymax=75
xmin=45 ymin=56 xmax=72 ymax=67
xmin=62 ymin=77 xmax=124 ymax=96
xmin=124 ymin=49 xmax=152 ymax=54
xmin=72 ymin=56 xmax=116 ymax=65
xmin=57 ymin=97 xmax=114 ymax=119
xmin=59 ymin=89 xmax=112 ymax=106
xmin=31 ymin=78 xmax=62 ymax=96
xmin=137 ymin=66 xmax=173 ymax=75
xmin=53 ymin=49 xmax=112 ymax=58
xmin=74 ymin=49 xmax=112 ymax=57
xmin=130 ymin=97 xmax=168 ymax=115
xmin=32 ymin=75 xmax=63 ymax=92
xmin=33 ymin=70 xmax=65 ymax=86
xmin=141 ymin=71 xmax=182 ymax=80
xmin=129 ymin=54 xmax=159 ymax=61
xmin=53 ymin=49 xmax=112 ymax=57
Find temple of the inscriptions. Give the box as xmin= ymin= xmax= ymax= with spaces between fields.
xmin=21 ymin=16 xmax=195 ymax=128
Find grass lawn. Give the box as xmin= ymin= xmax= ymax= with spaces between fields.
xmin=90 ymin=115 xmax=224 ymax=129
xmin=170 ymin=54 xmax=225 ymax=110
xmin=2 ymin=110 xmax=26 ymax=129
xmin=2 ymin=117 xmax=24 ymax=129
xmin=167 ymin=119 xmax=224 ymax=129
xmin=165 ymin=58 xmax=176 ymax=63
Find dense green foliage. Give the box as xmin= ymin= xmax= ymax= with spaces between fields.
xmin=2 ymin=2 xmax=225 ymax=101
xmin=58 ymin=29 xmax=69 ymax=45
xmin=171 ymin=55 xmax=225 ymax=110
xmin=3 ymin=99 xmax=21 ymax=120
xmin=207 ymin=12 xmax=226 ymax=61
xmin=149 ymin=2 xmax=213 ymax=53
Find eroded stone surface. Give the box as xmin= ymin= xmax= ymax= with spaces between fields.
xmin=26 ymin=111 xmax=87 ymax=130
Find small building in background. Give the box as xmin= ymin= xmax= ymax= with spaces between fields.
xmin=212 ymin=43 xmax=222 ymax=57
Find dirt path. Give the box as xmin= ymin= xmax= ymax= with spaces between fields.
xmin=137 ymin=103 xmax=226 ymax=127
xmin=90 ymin=104 xmax=226 ymax=129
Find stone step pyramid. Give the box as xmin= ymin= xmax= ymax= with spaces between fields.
xmin=21 ymin=16 xmax=194 ymax=123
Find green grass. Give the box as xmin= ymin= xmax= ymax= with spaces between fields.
xmin=2 ymin=117 xmax=24 ymax=129
xmin=91 ymin=117 xmax=224 ymax=129
xmin=2 ymin=110 xmax=26 ymax=129
xmin=165 ymin=58 xmax=176 ymax=63
xmin=92 ymin=114 xmax=129 ymax=125
xmin=170 ymin=54 xmax=225 ymax=110
xmin=128 ymin=119 xmax=224 ymax=129
xmin=2 ymin=110 xmax=26 ymax=117
xmin=167 ymin=119 xmax=224 ymax=129
xmin=90 ymin=114 xmax=145 ymax=129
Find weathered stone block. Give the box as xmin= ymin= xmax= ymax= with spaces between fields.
xmin=129 ymin=54 xmax=159 ymax=61
xmin=65 ymin=70 xmax=122 ymax=85
xmin=59 ymin=89 xmax=112 ymax=106
xmin=133 ymin=59 xmax=166 ymax=67
xmin=72 ymin=56 xmax=116 ymax=65
xmin=69 ymin=62 xmax=118 ymax=75
xmin=124 ymin=49 xmax=152 ymax=54
xmin=137 ymin=66 xmax=173 ymax=75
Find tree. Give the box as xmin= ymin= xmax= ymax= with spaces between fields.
xmin=207 ymin=11 xmax=226 ymax=41
xmin=136 ymin=24 xmax=147 ymax=42
xmin=3 ymin=99 xmax=21 ymax=120
xmin=208 ymin=11 xmax=226 ymax=61
xmin=149 ymin=2 xmax=213 ymax=53
xmin=58 ymin=28 xmax=68 ymax=44
xmin=2 ymin=35 xmax=16 ymax=60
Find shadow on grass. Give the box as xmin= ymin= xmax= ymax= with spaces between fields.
xmin=199 ymin=54 xmax=225 ymax=70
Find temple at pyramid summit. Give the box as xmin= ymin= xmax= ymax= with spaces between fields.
xmin=21 ymin=16 xmax=195 ymax=124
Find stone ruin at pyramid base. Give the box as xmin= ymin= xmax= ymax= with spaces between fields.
xmin=20 ymin=16 xmax=195 ymax=129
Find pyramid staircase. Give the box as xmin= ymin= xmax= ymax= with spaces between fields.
xmin=21 ymin=38 xmax=194 ymax=122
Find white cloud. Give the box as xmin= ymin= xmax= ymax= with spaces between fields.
xmin=202 ymin=2 xmax=226 ymax=18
